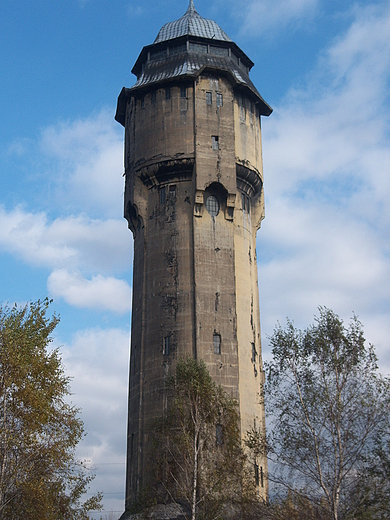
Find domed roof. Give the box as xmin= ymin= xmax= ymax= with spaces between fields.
xmin=154 ymin=0 xmax=232 ymax=44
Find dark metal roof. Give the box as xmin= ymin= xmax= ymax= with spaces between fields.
xmin=154 ymin=0 xmax=231 ymax=43
xmin=115 ymin=52 xmax=272 ymax=126
xmin=115 ymin=0 xmax=273 ymax=126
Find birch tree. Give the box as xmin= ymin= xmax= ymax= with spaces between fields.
xmin=153 ymin=358 xmax=245 ymax=520
xmin=0 ymin=299 xmax=102 ymax=519
xmin=264 ymin=307 xmax=390 ymax=520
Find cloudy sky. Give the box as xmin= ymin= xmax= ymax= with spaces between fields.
xmin=1 ymin=0 xmax=389 ymax=517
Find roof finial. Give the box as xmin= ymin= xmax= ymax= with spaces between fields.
xmin=186 ymin=0 xmax=197 ymax=14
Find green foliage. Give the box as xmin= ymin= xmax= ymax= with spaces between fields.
xmin=264 ymin=307 xmax=390 ymax=520
xmin=0 ymin=299 xmax=102 ymax=519
xmin=151 ymin=358 xmax=246 ymax=520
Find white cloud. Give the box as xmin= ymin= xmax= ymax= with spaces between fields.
xmin=226 ymin=0 xmax=318 ymax=37
xmin=59 ymin=328 xmax=130 ymax=516
xmin=257 ymin=1 xmax=390 ymax=373
xmin=39 ymin=109 xmax=124 ymax=218
xmin=0 ymin=206 xmax=132 ymax=273
xmin=48 ymin=269 xmax=131 ymax=314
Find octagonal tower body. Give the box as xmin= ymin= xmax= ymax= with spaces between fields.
xmin=116 ymin=0 xmax=272 ymax=508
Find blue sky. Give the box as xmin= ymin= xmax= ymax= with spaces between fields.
xmin=1 ymin=0 xmax=390 ymax=517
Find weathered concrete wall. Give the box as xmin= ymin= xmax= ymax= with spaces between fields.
xmin=123 ymin=74 xmax=268 ymax=504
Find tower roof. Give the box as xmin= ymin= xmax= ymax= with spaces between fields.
xmin=154 ymin=0 xmax=232 ymax=43
xmin=115 ymin=1 xmax=273 ymax=125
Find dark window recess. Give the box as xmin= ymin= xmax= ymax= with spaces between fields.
xmin=140 ymin=97 xmax=145 ymax=109
xmin=212 ymin=135 xmax=219 ymax=150
xmin=159 ymin=187 xmax=166 ymax=205
xmin=210 ymin=46 xmax=229 ymax=57
xmin=216 ymin=424 xmax=223 ymax=445
xmin=232 ymin=53 xmax=240 ymax=66
xmin=165 ymin=87 xmax=171 ymax=100
xmin=206 ymin=91 xmax=212 ymax=105
xmin=213 ymin=333 xmax=221 ymax=354
xmin=255 ymin=463 xmax=260 ymax=486
xmin=189 ymin=42 xmax=208 ymax=53
xmin=151 ymin=91 xmax=156 ymax=104
xmin=169 ymin=184 xmax=176 ymax=197
xmin=163 ymin=336 xmax=170 ymax=356
xmin=150 ymin=48 xmax=167 ymax=62
xmin=251 ymin=343 xmax=257 ymax=363
xmin=170 ymin=43 xmax=187 ymax=56
xmin=260 ymin=466 xmax=264 ymax=487
xmin=242 ymin=192 xmax=250 ymax=213
xmin=181 ymin=87 xmax=187 ymax=99
xmin=216 ymin=93 xmax=223 ymax=107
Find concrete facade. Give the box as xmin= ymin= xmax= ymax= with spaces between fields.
xmin=116 ymin=1 xmax=272 ymax=511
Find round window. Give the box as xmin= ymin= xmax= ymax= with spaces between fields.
xmin=206 ymin=195 xmax=219 ymax=217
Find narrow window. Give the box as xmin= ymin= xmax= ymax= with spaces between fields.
xmin=169 ymin=184 xmax=176 ymax=197
xmin=260 ymin=466 xmax=264 ymax=488
xmin=206 ymin=91 xmax=212 ymax=105
xmin=181 ymin=86 xmax=187 ymax=99
xmin=255 ymin=463 xmax=260 ymax=486
xmin=251 ymin=343 xmax=257 ymax=363
xmin=163 ymin=336 xmax=170 ymax=356
xmin=165 ymin=87 xmax=171 ymax=100
xmin=242 ymin=192 xmax=246 ymax=211
xmin=212 ymin=135 xmax=219 ymax=150
xmin=216 ymin=424 xmax=223 ymax=445
xmin=159 ymin=186 xmax=166 ymax=205
xmin=216 ymin=93 xmax=223 ymax=107
xmin=213 ymin=333 xmax=221 ymax=354
xmin=140 ymin=96 xmax=145 ymax=109
xmin=151 ymin=91 xmax=156 ymax=104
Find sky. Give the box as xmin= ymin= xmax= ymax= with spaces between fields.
xmin=1 ymin=0 xmax=389 ymax=517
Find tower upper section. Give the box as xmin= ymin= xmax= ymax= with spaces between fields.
xmin=115 ymin=0 xmax=272 ymax=126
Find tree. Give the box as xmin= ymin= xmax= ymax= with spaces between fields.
xmin=263 ymin=307 xmax=390 ymax=520
xmin=151 ymin=358 xmax=247 ymax=520
xmin=0 ymin=299 xmax=102 ymax=519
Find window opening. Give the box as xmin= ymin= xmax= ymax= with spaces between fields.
xmin=240 ymin=105 xmax=246 ymax=121
xmin=151 ymin=91 xmax=156 ymax=104
xmin=140 ymin=97 xmax=145 ymax=109
xmin=163 ymin=336 xmax=170 ymax=356
xmin=165 ymin=87 xmax=171 ymax=100
xmin=212 ymin=135 xmax=219 ymax=150
xmin=255 ymin=463 xmax=260 ymax=486
xmin=169 ymin=184 xmax=176 ymax=197
xmin=206 ymin=91 xmax=212 ymax=105
xmin=206 ymin=196 xmax=219 ymax=218
xmin=216 ymin=93 xmax=223 ymax=107
xmin=251 ymin=343 xmax=257 ymax=363
xmin=159 ymin=186 xmax=166 ymax=205
xmin=181 ymin=86 xmax=187 ymax=99
xmin=260 ymin=466 xmax=264 ymax=487
xmin=213 ymin=333 xmax=221 ymax=354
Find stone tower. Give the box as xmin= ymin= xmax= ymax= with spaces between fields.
xmin=115 ymin=0 xmax=272 ymax=510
